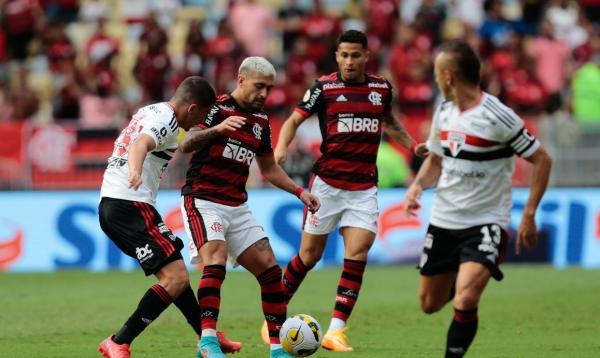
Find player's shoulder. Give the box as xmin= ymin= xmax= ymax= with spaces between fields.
xmin=365 ymin=73 xmax=391 ymax=88
xmin=139 ymin=102 xmax=175 ymax=124
xmin=434 ymin=99 xmax=453 ymax=114
xmin=317 ymin=72 xmax=339 ymax=84
xmin=480 ymin=92 xmax=522 ymax=129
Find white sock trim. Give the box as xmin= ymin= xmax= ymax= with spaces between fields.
xmin=270 ymin=343 xmax=282 ymax=350
xmin=327 ymin=317 xmax=346 ymax=333
xmin=202 ymin=328 xmax=217 ymax=337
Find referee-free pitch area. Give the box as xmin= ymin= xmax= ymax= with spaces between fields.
xmin=1 ymin=265 xmax=598 ymax=357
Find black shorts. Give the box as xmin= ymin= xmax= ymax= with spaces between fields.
xmin=99 ymin=197 xmax=184 ymax=276
xmin=418 ymin=223 xmax=508 ymax=281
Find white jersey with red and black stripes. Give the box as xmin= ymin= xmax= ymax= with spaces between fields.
xmin=427 ymin=92 xmax=540 ymax=230
xmin=100 ymin=102 xmax=179 ymax=206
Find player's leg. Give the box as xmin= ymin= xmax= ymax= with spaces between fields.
xmin=320 ymin=227 xmax=374 ymax=352
xmin=282 ymin=231 xmax=328 ymax=302
xmin=181 ymin=196 xmax=229 ymax=358
xmin=444 ymin=223 xmax=508 ymax=358
xmin=419 ymin=272 xmax=457 ymax=314
xmin=98 ymin=198 xmax=184 ymax=357
xmin=237 ymin=237 xmax=291 ymax=358
xmin=445 ymin=262 xmax=491 ymax=358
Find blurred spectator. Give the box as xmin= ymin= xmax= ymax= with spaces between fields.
xmin=300 ymin=0 xmax=342 ymax=71
xmin=363 ymin=0 xmax=399 ymax=46
xmin=527 ymin=19 xmax=570 ymax=112
xmin=134 ymin=14 xmax=171 ymax=102
xmin=43 ymin=21 xmax=76 ymax=73
xmin=571 ymin=34 xmax=600 ymax=123
xmin=229 ymin=0 xmax=275 ymax=57
xmin=2 ymin=0 xmax=44 ymax=63
xmin=205 ymin=18 xmax=241 ymax=93
xmin=545 ymin=0 xmax=588 ymax=48
xmin=285 ymin=36 xmax=317 ymax=89
xmin=10 ymin=68 xmax=39 ymax=121
xmin=389 ymin=24 xmax=432 ymax=95
xmin=79 ymin=0 xmax=110 ymax=23
xmin=415 ymin=0 xmax=446 ymax=44
xmin=502 ymin=55 xmax=547 ymax=115
xmin=479 ymin=0 xmax=527 ymax=52
xmin=171 ymin=19 xmax=207 ymax=93
xmin=40 ymin=0 xmax=79 ymax=24
xmin=84 ymin=18 xmax=119 ymax=67
xmin=277 ymin=0 xmax=306 ymax=55
xmin=397 ymin=62 xmax=434 ymax=118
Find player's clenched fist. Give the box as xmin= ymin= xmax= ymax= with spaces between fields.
xmin=216 ymin=115 xmax=246 ymax=133
xmin=300 ymin=192 xmax=320 ymax=213
xmin=404 ymin=183 xmax=422 ymax=216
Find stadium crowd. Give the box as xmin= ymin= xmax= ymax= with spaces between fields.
xmin=0 ymin=0 xmax=599 ymax=188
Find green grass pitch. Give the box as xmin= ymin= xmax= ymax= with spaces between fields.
xmin=1 ymin=265 xmax=599 ymax=357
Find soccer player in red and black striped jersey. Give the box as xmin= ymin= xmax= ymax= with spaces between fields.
xmin=272 ymin=29 xmax=428 ymax=352
xmin=97 ymin=77 xmax=241 ymax=358
xmin=179 ymin=57 xmax=320 ymax=358
xmin=404 ymin=41 xmax=552 ymax=357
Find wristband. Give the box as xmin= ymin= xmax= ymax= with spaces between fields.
xmin=410 ymin=142 xmax=417 ymax=154
xmin=294 ymin=186 xmax=304 ymax=198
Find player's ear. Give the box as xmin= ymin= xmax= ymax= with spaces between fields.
xmin=365 ymin=49 xmax=371 ymax=62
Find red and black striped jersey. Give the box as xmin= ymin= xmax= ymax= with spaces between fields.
xmin=295 ymin=72 xmax=393 ymax=190
xmin=181 ymin=94 xmax=273 ymax=206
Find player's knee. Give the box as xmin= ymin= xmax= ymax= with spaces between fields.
xmin=454 ymin=290 xmax=480 ymax=310
xmin=420 ymin=294 xmax=444 ymax=314
xmin=300 ymin=248 xmax=322 ymax=268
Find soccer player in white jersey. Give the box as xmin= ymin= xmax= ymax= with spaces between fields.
xmin=404 ymin=41 xmax=552 ymax=357
xmin=97 ymin=77 xmax=240 ymax=358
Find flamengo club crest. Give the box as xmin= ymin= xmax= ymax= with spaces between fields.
xmin=448 ymin=131 xmax=466 ymax=157
xmin=368 ymin=91 xmax=382 ymax=106
xmin=252 ymin=123 xmax=262 ymax=140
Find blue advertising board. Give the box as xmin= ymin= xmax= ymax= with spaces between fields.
xmin=0 ymin=188 xmax=598 ymax=272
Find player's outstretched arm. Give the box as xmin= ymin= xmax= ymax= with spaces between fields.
xmin=256 ymin=155 xmax=320 ymax=213
xmin=516 ymin=146 xmax=552 ymax=254
xmin=274 ymin=111 xmax=307 ymax=164
xmin=381 ymin=112 xmax=428 ymax=157
xmin=404 ymin=153 xmax=442 ymax=216
xmin=179 ymin=116 xmax=246 ymax=153
xmin=127 ymin=133 xmax=157 ymax=190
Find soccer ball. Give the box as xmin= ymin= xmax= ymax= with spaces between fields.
xmin=280 ymin=314 xmax=322 ymax=357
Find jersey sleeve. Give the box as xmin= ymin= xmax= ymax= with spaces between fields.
xmin=295 ymin=81 xmax=324 ymax=117
xmin=384 ymin=79 xmax=393 ymax=113
xmin=197 ymin=104 xmax=223 ymax=130
xmin=426 ymin=102 xmax=444 ymax=156
xmin=257 ymin=121 xmax=274 ymax=156
xmin=140 ymin=111 xmax=177 ymax=148
xmin=493 ymin=103 xmax=541 ymax=158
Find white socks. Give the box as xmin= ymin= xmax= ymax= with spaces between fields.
xmin=327 ymin=317 xmax=346 ymax=333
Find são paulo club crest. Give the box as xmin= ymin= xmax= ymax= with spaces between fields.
xmin=448 ymin=131 xmax=466 ymax=157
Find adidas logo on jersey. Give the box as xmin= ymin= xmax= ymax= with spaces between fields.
xmin=336 ymin=94 xmax=348 ymax=102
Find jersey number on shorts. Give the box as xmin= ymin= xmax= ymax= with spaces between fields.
xmin=478 ymin=224 xmax=501 ymax=255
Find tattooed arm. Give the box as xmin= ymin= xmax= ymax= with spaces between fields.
xmin=381 ymin=111 xmax=428 ymax=157
xmin=179 ymin=116 xmax=246 ymax=153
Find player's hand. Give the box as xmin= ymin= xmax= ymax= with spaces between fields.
xmin=404 ymin=183 xmax=422 ymax=216
xmin=216 ymin=116 xmax=246 ymax=133
xmin=516 ymin=213 xmax=538 ymax=255
xmin=128 ymin=170 xmax=143 ymax=190
xmin=300 ymin=192 xmax=320 ymax=213
xmin=414 ymin=143 xmax=429 ymax=158
xmin=274 ymin=146 xmax=288 ymax=165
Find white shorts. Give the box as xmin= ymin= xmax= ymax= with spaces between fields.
xmin=303 ymin=176 xmax=379 ymax=235
xmin=181 ymin=196 xmax=266 ymax=266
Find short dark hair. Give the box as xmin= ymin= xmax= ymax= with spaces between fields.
xmin=173 ymin=76 xmax=216 ymax=108
xmin=337 ymin=29 xmax=368 ymax=49
xmin=437 ymin=40 xmax=481 ymax=85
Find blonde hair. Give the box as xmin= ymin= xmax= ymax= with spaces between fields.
xmin=238 ymin=56 xmax=276 ymax=78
